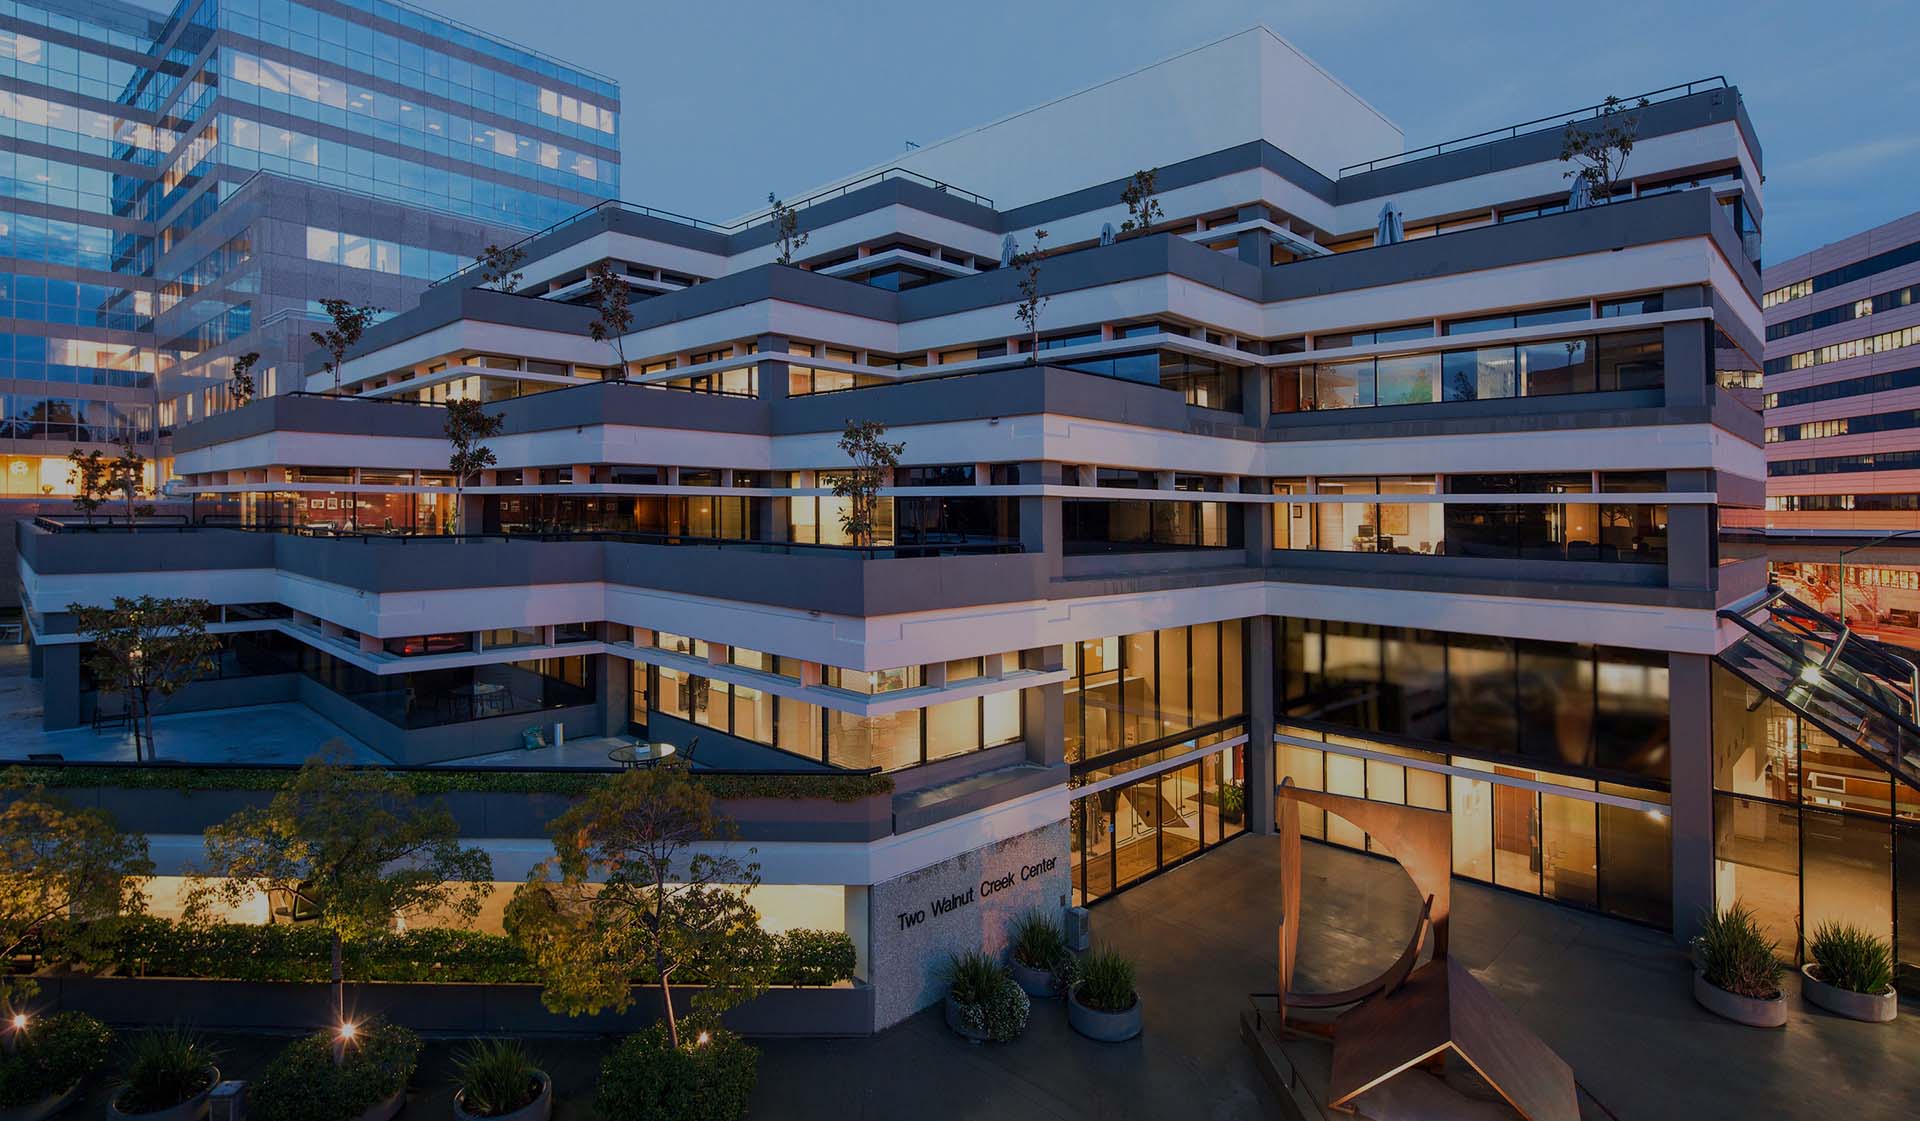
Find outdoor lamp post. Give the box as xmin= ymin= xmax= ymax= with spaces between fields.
xmin=1837 ymin=528 xmax=1920 ymax=625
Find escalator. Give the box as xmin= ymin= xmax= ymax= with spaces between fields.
xmin=1716 ymin=587 xmax=1920 ymax=794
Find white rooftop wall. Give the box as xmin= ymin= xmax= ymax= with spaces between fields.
xmin=748 ymin=26 xmax=1402 ymax=214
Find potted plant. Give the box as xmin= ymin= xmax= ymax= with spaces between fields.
xmin=0 ymin=1012 xmax=112 ymax=1121
xmin=1802 ymin=921 xmax=1897 ymax=1023
xmin=1007 ymin=910 xmax=1076 ymax=998
xmin=245 ymin=1020 xmax=419 ymax=1121
xmin=1068 ymin=945 xmax=1143 ymax=1042
xmin=108 ymin=1029 xmax=221 ymax=1121
xmin=596 ymin=1022 xmax=756 ymax=1121
xmin=941 ymin=950 xmax=1030 ymax=1043
xmin=452 ymin=1040 xmax=551 ymax=1121
xmin=1692 ymin=902 xmax=1786 ymax=1028
xmin=1219 ymin=783 xmax=1246 ymax=825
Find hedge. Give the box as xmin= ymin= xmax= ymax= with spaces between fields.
xmin=8 ymin=765 xmax=891 ymax=803
xmin=40 ymin=917 xmax=859 ymax=988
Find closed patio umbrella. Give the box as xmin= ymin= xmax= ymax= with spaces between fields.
xmin=1375 ymin=201 xmax=1404 ymax=246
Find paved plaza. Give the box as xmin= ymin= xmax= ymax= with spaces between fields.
xmin=41 ymin=837 xmax=1919 ymax=1121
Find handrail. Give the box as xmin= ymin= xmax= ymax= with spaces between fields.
xmin=30 ymin=517 xmax=1024 ymax=558
xmin=0 ymin=757 xmax=881 ymax=778
xmin=426 ymin=167 xmax=994 ymax=289
xmin=1339 ymin=77 xmax=1730 ymax=176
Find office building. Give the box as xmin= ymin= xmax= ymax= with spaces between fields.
xmin=0 ymin=0 xmax=619 ymax=500
xmin=32 ymin=29 xmax=1892 ymax=1027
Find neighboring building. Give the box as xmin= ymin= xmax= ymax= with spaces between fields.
xmin=0 ymin=0 xmax=619 ymax=497
xmin=1750 ymin=211 xmax=1920 ymax=647
xmin=32 ymin=28 xmax=1882 ymax=1027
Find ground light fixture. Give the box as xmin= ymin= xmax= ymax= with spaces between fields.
xmin=3 ymin=1012 xmax=24 ymax=1055
xmin=695 ymin=1030 xmax=712 ymax=1046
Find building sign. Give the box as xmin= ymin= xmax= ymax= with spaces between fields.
xmin=868 ymin=822 xmax=1070 ymax=1029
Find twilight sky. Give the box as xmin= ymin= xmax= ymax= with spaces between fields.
xmin=328 ymin=0 xmax=1920 ymax=261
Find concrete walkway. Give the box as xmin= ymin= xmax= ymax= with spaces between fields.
xmin=757 ymin=836 xmax=1920 ymax=1120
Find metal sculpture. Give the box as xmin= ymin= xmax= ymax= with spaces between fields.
xmin=1263 ymin=779 xmax=1579 ymax=1121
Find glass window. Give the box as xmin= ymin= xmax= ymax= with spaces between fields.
xmin=926 ymin=697 xmax=981 ymax=761
xmin=1519 ymin=338 xmax=1592 ymax=396
xmin=1442 ymin=346 xmax=1516 ymax=401
xmin=1448 ymin=633 xmax=1517 ymax=755
xmin=1375 ymin=352 xmax=1438 ymax=406
xmin=1315 ymin=360 xmax=1375 ymax=409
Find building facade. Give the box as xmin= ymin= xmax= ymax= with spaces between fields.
xmin=29 ymin=28 xmax=1881 ymax=1025
xmin=0 ymin=0 xmax=619 ymax=501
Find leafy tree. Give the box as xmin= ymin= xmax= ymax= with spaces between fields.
xmin=1559 ymin=96 xmax=1651 ymax=203
xmin=831 ymin=419 xmax=905 ymax=548
xmin=767 ymin=193 xmax=808 ymax=265
xmin=585 ymin=260 xmax=633 ymax=380
xmin=0 ymin=775 xmax=152 ymax=1004
xmin=65 ymin=448 xmax=110 ymax=527
xmin=309 ymin=299 xmax=381 ymax=397
xmin=476 ymin=243 xmax=527 ymax=293
xmin=229 ymin=351 xmax=261 ymax=407
xmin=1012 ymin=229 xmax=1049 ymax=361
xmin=188 ymin=753 xmax=492 ymax=1054
xmin=505 ymin=763 xmax=773 ymax=1048
xmin=1118 ymin=168 xmax=1164 ymax=236
xmin=444 ymin=397 xmax=503 ymax=535
xmin=108 ymin=435 xmax=148 ymax=529
xmin=68 ymin=595 xmax=219 ymax=760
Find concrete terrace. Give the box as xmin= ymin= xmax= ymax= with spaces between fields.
xmin=0 ymin=645 xmax=641 ymax=768
xmin=45 ymin=839 xmax=1919 ymax=1121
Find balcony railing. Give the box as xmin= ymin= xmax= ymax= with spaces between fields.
xmin=31 ymin=517 xmax=1022 ymax=560
xmin=427 ymin=168 xmax=994 ymax=289
xmin=1338 ymin=77 xmax=1730 ymax=176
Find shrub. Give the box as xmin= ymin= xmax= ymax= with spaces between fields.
xmin=0 ymin=1011 xmax=112 ymax=1107
xmin=597 ymin=1023 xmax=757 ymax=1121
xmin=452 ymin=1038 xmax=543 ymax=1117
xmin=941 ymin=950 xmax=1029 ymax=1041
xmin=1696 ymin=902 xmax=1784 ymax=1000
xmin=17 ymin=764 xmax=891 ymax=803
xmin=1009 ymin=910 xmax=1068 ymax=971
xmin=41 ymin=916 xmax=858 ymax=989
xmin=773 ymin=929 xmax=859 ymax=987
xmin=1075 ymin=945 xmax=1138 ymax=1014
xmin=1809 ymin=921 xmax=1894 ymax=996
xmin=113 ymin=1028 xmax=220 ymax=1114
xmin=247 ymin=1020 xmax=419 ymax=1121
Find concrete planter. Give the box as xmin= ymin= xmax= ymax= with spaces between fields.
xmin=1692 ymin=970 xmax=1786 ymax=1028
xmin=107 ymin=1067 xmax=220 ymax=1121
xmin=0 ymin=1080 xmax=81 ymax=1121
xmin=453 ymin=1072 xmax=552 ymax=1121
xmin=1068 ymin=986 xmax=1142 ymax=1042
xmin=1802 ymin=964 xmax=1898 ymax=1023
xmin=942 ymin=994 xmax=995 ymax=1044
xmin=1008 ymin=958 xmax=1057 ymax=999
xmin=351 ymin=1089 xmax=405 ymax=1121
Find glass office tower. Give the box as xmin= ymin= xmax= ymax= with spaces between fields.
xmin=0 ymin=0 xmax=620 ymax=489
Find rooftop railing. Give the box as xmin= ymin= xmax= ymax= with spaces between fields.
xmin=426 ymin=167 xmax=994 ymax=289
xmin=1338 ymin=77 xmax=1731 ymax=176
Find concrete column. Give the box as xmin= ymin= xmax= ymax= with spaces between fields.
xmin=1240 ymin=350 xmax=1272 ymax=428
xmin=1244 ymin=617 xmax=1276 ymax=834
xmin=1668 ymin=652 xmax=1715 ymax=943
xmin=1666 ymin=468 xmax=1714 ymax=592
xmin=40 ymin=641 xmax=81 ymax=730
xmin=1018 ymin=461 xmax=1063 ymax=580
xmin=1234 ymin=204 xmax=1271 ymax=268
xmin=757 ymin=332 xmax=788 ymax=403
xmin=1025 ymin=644 xmax=1065 ymax=768
xmin=599 ymin=653 xmax=631 ymax=736
xmin=1240 ymin=477 xmax=1272 ymax=570
xmin=1661 ymin=320 xmax=1713 ymax=409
